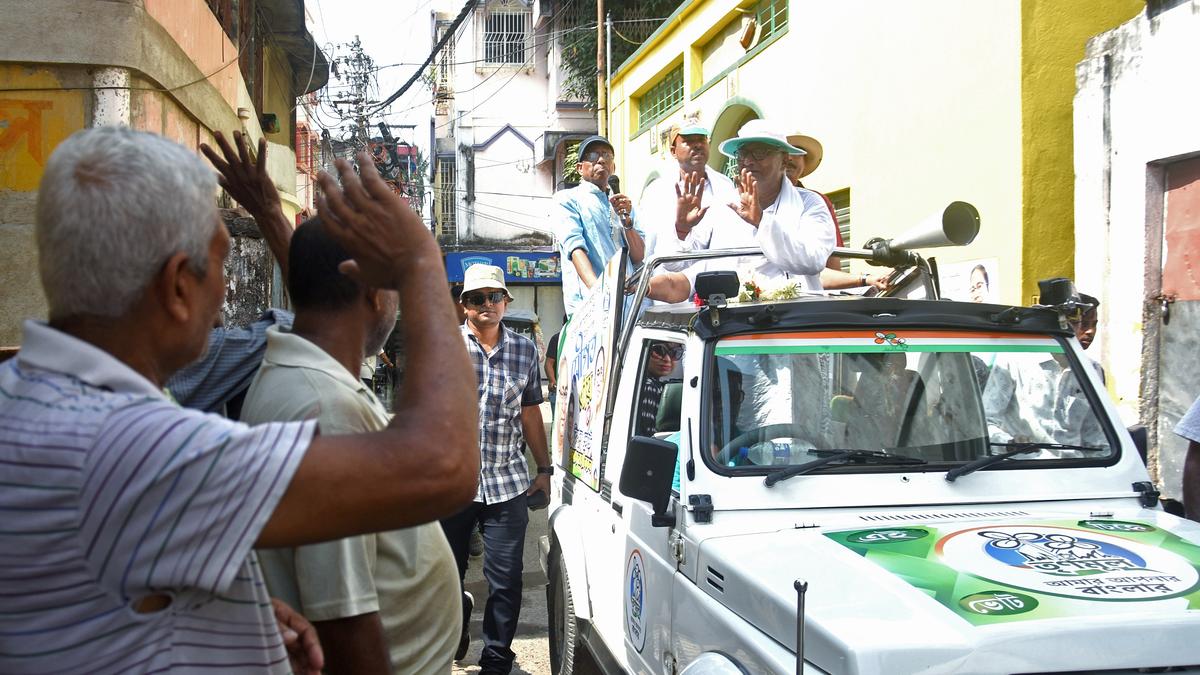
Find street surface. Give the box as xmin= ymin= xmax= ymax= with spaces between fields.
xmin=452 ymin=400 xmax=553 ymax=675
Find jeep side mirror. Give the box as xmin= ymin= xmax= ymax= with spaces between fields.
xmin=619 ymin=436 xmax=677 ymax=527
xmin=1127 ymin=424 xmax=1148 ymax=465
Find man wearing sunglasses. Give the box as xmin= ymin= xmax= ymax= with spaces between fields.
xmin=552 ymin=135 xmax=647 ymax=316
xmin=709 ymin=119 xmax=836 ymax=291
xmin=443 ymin=264 xmax=550 ymax=674
xmin=635 ymin=341 xmax=684 ymax=436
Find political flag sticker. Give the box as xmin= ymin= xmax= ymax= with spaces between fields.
xmin=826 ymin=519 xmax=1200 ymax=625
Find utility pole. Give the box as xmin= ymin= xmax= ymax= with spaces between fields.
xmin=596 ymin=0 xmax=606 ymax=136
xmin=329 ymin=36 xmax=376 ymax=150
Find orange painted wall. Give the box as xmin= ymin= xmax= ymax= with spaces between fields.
xmin=144 ymin=0 xmax=242 ymax=110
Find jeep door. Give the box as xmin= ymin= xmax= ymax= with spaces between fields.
xmin=607 ymin=332 xmax=688 ymax=675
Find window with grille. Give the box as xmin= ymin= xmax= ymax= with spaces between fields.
xmin=436 ymin=156 xmax=457 ymax=236
xmin=756 ymin=0 xmax=788 ymax=42
xmin=637 ymin=65 xmax=684 ymax=130
xmin=436 ymin=20 xmax=456 ymax=93
xmin=484 ymin=9 xmax=530 ymax=64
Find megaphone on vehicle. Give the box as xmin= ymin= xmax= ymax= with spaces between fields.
xmin=865 ymin=201 xmax=980 ymax=267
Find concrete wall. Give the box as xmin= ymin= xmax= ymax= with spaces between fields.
xmin=1075 ymin=2 xmax=1200 ymax=492
xmin=0 ymin=0 xmax=308 ymax=345
xmin=607 ymin=0 xmax=1139 ymax=307
xmin=1019 ymin=0 xmax=1142 ymax=305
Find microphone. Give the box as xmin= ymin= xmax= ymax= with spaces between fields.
xmin=607 ymin=174 xmax=620 ymax=195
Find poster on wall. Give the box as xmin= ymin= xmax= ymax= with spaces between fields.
xmin=826 ymin=519 xmax=1200 ymax=627
xmin=938 ymin=258 xmax=999 ymax=304
xmin=445 ymin=251 xmax=561 ymax=283
xmin=553 ymin=250 xmax=627 ymax=491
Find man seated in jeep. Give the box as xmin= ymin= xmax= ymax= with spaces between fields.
xmin=981 ymin=351 xmax=1107 ymax=449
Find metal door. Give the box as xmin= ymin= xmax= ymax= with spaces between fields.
xmin=1150 ymin=156 xmax=1200 ymax=497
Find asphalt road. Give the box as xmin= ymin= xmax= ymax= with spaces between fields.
xmin=452 ymin=403 xmax=553 ymax=675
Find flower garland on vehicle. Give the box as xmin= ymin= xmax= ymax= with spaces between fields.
xmin=735 ymin=276 xmax=802 ymax=302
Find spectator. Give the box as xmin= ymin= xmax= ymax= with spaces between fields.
xmin=241 ymin=220 xmax=460 ymax=674
xmin=1177 ymin=396 xmax=1200 ymax=521
xmin=166 ymin=131 xmax=297 ymax=417
xmin=552 ymin=135 xmax=646 ymax=316
xmin=0 ymin=126 xmax=478 ymax=673
xmin=1070 ymin=292 xmax=1106 ymax=384
xmin=442 ymin=264 xmax=551 ymax=674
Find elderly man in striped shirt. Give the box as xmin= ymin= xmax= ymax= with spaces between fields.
xmin=0 ymin=126 xmax=479 ymax=674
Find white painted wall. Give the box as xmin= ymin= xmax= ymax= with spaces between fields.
xmin=433 ymin=0 xmax=593 ymax=246
xmin=1074 ymin=3 xmax=1200 ymax=427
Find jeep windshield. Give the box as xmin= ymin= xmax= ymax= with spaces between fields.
xmin=704 ymin=329 xmax=1116 ymax=476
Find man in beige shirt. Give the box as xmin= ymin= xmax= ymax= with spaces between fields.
xmin=243 ymin=219 xmax=460 ymax=674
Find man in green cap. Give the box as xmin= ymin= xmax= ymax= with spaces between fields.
xmin=639 ymin=116 xmax=738 ymax=271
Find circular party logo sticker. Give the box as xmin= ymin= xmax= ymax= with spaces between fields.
xmin=939 ymin=525 xmax=1200 ymax=601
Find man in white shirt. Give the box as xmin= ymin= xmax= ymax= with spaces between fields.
xmin=640 ymin=119 xmax=738 ymax=271
xmin=642 ymin=120 xmax=837 ymax=303
xmin=714 ymin=119 xmax=837 ymax=291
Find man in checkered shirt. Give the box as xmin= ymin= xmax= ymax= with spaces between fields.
xmin=441 ymin=264 xmax=551 ymax=674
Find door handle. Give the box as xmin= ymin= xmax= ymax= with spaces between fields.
xmin=611 ymin=501 xmax=623 ymax=516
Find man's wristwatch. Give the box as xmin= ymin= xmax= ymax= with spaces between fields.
xmin=860 ymin=273 xmax=869 ymax=286
xmin=537 ymin=465 xmax=554 ymax=475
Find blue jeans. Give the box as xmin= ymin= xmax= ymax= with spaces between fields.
xmin=440 ymin=494 xmax=529 ymax=674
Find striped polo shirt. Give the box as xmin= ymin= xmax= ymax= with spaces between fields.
xmin=0 ymin=321 xmax=315 ymax=673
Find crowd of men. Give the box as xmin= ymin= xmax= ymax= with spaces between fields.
xmin=3 ymin=111 xmax=1197 ymax=675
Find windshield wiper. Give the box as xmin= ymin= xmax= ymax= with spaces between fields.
xmin=764 ymin=449 xmax=927 ymax=487
xmin=945 ymin=441 xmax=1107 ymax=482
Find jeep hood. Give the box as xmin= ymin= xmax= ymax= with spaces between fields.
xmin=695 ymin=513 xmax=1200 ymax=674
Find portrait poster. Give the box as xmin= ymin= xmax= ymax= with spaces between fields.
xmin=553 ymin=250 xmax=627 ymax=491
xmin=938 ymin=258 xmax=999 ymax=304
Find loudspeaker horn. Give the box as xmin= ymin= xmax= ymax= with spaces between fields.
xmin=888 ymin=201 xmax=980 ymax=251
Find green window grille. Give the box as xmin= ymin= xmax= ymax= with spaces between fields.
xmin=756 ymin=0 xmax=788 ymax=42
xmin=637 ymin=65 xmax=684 ymax=130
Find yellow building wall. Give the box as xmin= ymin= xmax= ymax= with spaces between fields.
xmin=610 ymin=0 xmax=1139 ymax=306
xmin=1018 ymin=0 xmax=1141 ymax=304
xmin=0 ymin=0 xmax=307 ymax=345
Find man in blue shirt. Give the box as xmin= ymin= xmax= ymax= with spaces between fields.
xmin=552 ymin=135 xmax=646 ymax=316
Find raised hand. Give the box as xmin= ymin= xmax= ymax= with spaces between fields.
xmin=201 ymin=131 xmax=281 ymax=218
xmin=201 ymin=130 xmax=294 ymax=274
xmin=316 ymin=152 xmax=437 ymax=290
xmin=730 ymin=168 xmax=762 ymax=227
xmin=674 ymin=170 xmax=709 ymax=236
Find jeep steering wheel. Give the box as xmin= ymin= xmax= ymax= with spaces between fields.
xmin=717 ymin=423 xmax=809 ymax=465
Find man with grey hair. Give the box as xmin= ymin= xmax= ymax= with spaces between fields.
xmin=0 ymin=126 xmax=479 ymax=673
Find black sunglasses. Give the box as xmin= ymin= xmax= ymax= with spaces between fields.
xmin=462 ymin=290 xmax=507 ymax=307
xmin=649 ymin=343 xmax=683 ymax=360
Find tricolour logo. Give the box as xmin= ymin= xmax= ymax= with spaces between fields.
xmin=939 ymin=525 xmax=1200 ymax=601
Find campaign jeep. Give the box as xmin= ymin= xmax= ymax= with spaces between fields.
xmin=540 ymin=226 xmax=1200 ymax=675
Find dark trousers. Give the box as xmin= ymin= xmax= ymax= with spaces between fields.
xmin=440 ymin=494 xmax=529 ymax=674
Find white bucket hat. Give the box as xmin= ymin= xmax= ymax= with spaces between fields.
xmin=461 ymin=264 xmax=511 ymax=298
xmin=718 ymin=119 xmax=806 ymax=159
